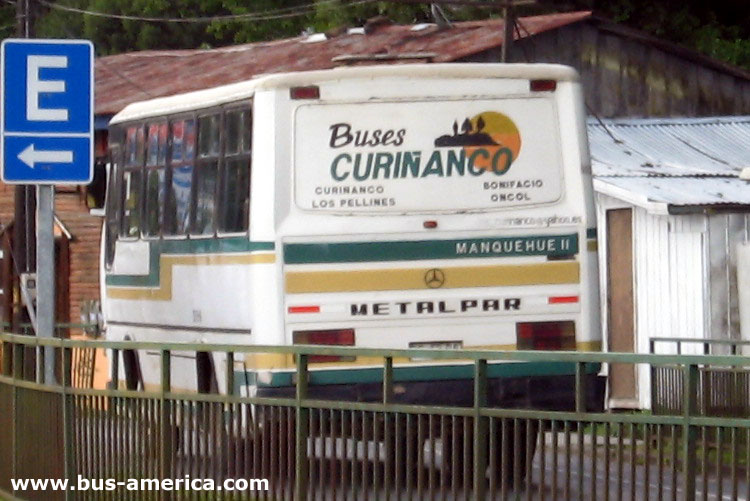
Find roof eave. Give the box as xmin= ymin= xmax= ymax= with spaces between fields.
xmin=593 ymin=178 xmax=670 ymax=215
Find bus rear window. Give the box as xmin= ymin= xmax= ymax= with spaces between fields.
xmin=294 ymin=97 xmax=563 ymax=213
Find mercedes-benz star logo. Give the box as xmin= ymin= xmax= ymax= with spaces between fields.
xmin=424 ymin=268 xmax=446 ymax=288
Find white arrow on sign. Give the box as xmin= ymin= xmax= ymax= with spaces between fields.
xmin=18 ymin=143 xmax=73 ymax=168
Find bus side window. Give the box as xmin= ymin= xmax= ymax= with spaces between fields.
xmin=144 ymin=122 xmax=168 ymax=238
xmin=165 ymin=119 xmax=194 ymax=236
xmin=219 ymin=108 xmax=251 ymax=233
xmin=104 ymin=143 xmax=121 ymax=268
xmin=192 ymin=114 xmax=220 ymax=236
xmin=120 ymin=126 xmax=144 ymax=238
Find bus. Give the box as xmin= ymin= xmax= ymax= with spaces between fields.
xmin=102 ymin=63 xmax=602 ymax=410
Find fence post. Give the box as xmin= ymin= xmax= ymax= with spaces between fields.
xmin=62 ymin=343 xmax=74 ymax=501
xmin=473 ymin=359 xmax=488 ymax=500
xmin=109 ymin=348 xmax=119 ymax=389
xmin=225 ymin=351 xmax=235 ymax=396
xmin=12 ymin=342 xmax=20 ymax=496
xmin=682 ymin=364 xmax=698 ymax=501
xmin=159 ymin=349 xmax=172 ymax=501
xmin=383 ymin=356 xmax=393 ymax=501
xmin=575 ymin=362 xmax=587 ymax=413
xmin=650 ymin=340 xmax=656 ymax=412
xmin=1 ymin=340 xmax=10 ymax=376
xmin=295 ymin=353 xmax=309 ymax=501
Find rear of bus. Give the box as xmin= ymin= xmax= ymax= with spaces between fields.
xmin=257 ymin=64 xmax=602 ymax=409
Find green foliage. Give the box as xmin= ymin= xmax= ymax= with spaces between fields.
xmin=0 ymin=2 xmax=18 ymax=39
xmin=593 ymin=0 xmax=750 ymax=70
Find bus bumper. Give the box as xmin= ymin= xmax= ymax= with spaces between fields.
xmin=255 ymin=372 xmax=606 ymax=411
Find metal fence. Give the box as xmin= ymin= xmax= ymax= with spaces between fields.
xmin=651 ymin=337 xmax=750 ymax=417
xmin=3 ymin=333 xmax=750 ymax=500
xmin=0 ymin=323 xmax=99 ymax=388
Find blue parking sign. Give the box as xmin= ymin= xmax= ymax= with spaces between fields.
xmin=1 ymin=39 xmax=94 ymax=184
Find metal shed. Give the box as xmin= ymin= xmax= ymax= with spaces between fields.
xmin=589 ymin=116 xmax=750 ymax=409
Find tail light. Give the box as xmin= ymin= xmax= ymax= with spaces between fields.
xmin=516 ymin=321 xmax=575 ymax=350
xmin=530 ymin=79 xmax=557 ymax=92
xmin=293 ymin=328 xmax=355 ymax=362
xmin=290 ymin=86 xmax=320 ymax=100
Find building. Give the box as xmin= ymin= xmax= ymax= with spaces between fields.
xmin=590 ymin=116 xmax=750 ymax=409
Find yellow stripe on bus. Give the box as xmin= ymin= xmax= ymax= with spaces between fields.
xmin=285 ymin=261 xmax=580 ymax=294
xmin=106 ymin=253 xmax=276 ymax=301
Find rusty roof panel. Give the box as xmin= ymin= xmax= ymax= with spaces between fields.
xmin=95 ymin=11 xmax=592 ymax=115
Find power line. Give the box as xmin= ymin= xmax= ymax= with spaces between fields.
xmin=38 ymin=0 xmax=376 ymax=24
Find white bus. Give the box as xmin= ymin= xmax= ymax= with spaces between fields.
xmin=103 ymin=63 xmax=602 ymax=409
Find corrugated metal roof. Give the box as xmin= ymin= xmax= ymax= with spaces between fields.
xmin=95 ymin=11 xmax=592 ymax=115
xmin=589 ymin=116 xmax=750 ymax=210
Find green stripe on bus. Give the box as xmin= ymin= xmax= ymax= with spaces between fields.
xmin=284 ymin=234 xmax=579 ymax=264
xmin=249 ymin=361 xmax=600 ymax=388
xmin=106 ymin=238 xmax=274 ymax=287
xmin=586 ymin=228 xmax=597 ymax=239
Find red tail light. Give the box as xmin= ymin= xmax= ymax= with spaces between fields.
xmin=293 ymin=329 xmax=355 ymax=362
xmin=288 ymin=305 xmax=321 ymax=314
xmin=290 ymin=86 xmax=320 ymax=100
xmin=516 ymin=321 xmax=575 ymax=350
xmin=548 ymin=296 xmax=579 ymax=304
xmin=530 ymin=79 xmax=557 ymax=92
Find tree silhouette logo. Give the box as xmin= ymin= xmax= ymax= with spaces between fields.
xmin=434 ymin=112 xmax=522 ymax=172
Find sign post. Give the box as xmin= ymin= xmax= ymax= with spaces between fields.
xmin=1 ymin=39 xmax=94 ymax=384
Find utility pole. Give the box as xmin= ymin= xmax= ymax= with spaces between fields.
xmin=501 ymin=5 xmax=515 ymax=62
xmin=386 ymin=0 xmax=531 ymax=62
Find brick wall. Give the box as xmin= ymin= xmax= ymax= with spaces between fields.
xmin=0 ymin=184 xmax=102 ymax=328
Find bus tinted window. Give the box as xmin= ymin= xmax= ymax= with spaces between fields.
xmin=120 ymin=126 xmax=144 ymax=237
xmin=219 ymin=108 xmax=251 ymax=233
xmin=104 ymin=145 xmax=121 ymax=268
xmin=144 ymin=168 xmax=167 ymax=237
xmin=166 ymin=119 xmax=195 ymax=235
xmin=146 ymin=122 xmax=167 ymax=167
xmin=220 ymin=158 xmax=250 ymax=232
xmin=193 ymin=161 xmax=218 ymax=234
xmin=192 ymin=114 xmax=220 ymax=235
xmin=121 ymin=169 xmax=142 ymax=238
xmin=198 ymin=115 xmax=220 ymax=158
xmin=144 ymin=122 xmax=168 ymax=237
xmin=225 ymin=109 xmax=251 ymax=155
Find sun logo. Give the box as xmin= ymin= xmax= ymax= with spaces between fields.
xmin=434 ymin=112 xmax=522 ymax=174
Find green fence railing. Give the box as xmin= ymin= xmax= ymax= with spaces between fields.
xmin=3 ymin=332 xmax=750 ymax=500
xmin=651 ymin=337 xmax=750 ymax=418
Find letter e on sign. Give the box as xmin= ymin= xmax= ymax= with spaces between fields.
xmin=1 ymin=39 xmax=94 ymax=184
